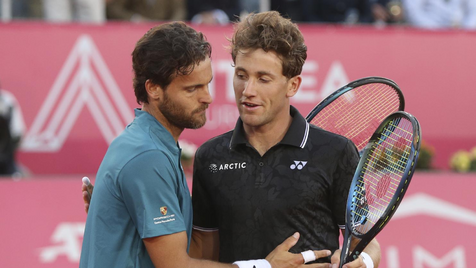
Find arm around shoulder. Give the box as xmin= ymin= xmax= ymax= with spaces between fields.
xmin=189 ymin=228 xmax=220 ymax=260
xmin=144 ymin=231 xmax=233 ymax=268
xmin=145 ymin=231 xmax=330 ymax=268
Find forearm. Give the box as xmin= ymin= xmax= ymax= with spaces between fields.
xmin=185 ymin=258 xmax=238 ymax=268
xmin=362 ymin=238 xmax=381 ymax=268
xmin=152 ymin=252 xmax=269 ymax=268
xmin=145 ymin=232 xmax=238 ymax=268
xmin=146 ymin=231 xmax=318 ymax=268
xmin=189 ymin=229 xmax=220 ymax=260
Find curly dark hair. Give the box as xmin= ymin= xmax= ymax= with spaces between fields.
xmin=231 ymin=11 xmax=307 ymax=79
xmin=132 ymin=22 xmax=212 ymax=104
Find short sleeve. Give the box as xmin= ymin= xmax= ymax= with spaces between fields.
xmin=192 ymin=146 xmax=218 ymax=230
xmin=331 ymin=140 xmax=360 ymax=228
xmin=119 ymin=150 xmax=187 ymax=239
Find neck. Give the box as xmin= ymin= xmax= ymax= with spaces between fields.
xmin=142 ymin=103 xmax=183 ymax=142
xmin=244 ymin=113 xmax=293 ymax=156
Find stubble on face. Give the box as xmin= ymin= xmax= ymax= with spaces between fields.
xmin=158 ymin=90 xmax=208 ymax=129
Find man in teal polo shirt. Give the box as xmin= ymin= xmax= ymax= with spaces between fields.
xmin=80 ymin=21 xmax=329 ymax=268
xmin=80 ymin=108 xmax=196 ymax=267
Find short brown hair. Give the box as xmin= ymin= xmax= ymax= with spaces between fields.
xmin=132 ymin=22 xmax=212 ymax=104
xmin=230 ymin=11 xmax=307 ymax=78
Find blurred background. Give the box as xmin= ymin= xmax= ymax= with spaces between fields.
xmin=1 ymin=0 xmax=476 ymax=267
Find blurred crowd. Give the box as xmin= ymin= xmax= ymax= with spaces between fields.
xmin=1 ymin=0 xmax=475 ymax=29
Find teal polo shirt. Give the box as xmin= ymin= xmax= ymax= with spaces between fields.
xmin=80 ymin=109 xmax=192 ymax=268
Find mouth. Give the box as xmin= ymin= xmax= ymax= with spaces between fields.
xmin=194 ymin=105 xmax=209 ymax=114
xmin=242 ymin=101 xmax=260 ymax=109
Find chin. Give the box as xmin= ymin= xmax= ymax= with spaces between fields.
xmin=190 ymin=117 xmax=207 ymax=129
xmin=240 ymin=116 xmax=262 ymax=127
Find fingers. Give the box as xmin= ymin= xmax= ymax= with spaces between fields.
xmin=267 ymin=234 xmax=334 ymax=268
xmin=329 ymin=249 xmax=341 ymax=268
xmin=278 ymin=232 xmax=300 ymax=251
xmin=301 ymin=250 xmax=316 ymax=263
xmin=81 ymin=177 xmax=93 ymax=214
xmin=81 ymin=176 xmax=94 ymax=198
xmin=301 ymin=249 xmax=332 ymax=264
xmin=81 ymin=183 xmax=88 ymax=193
xmin=312 ymin=250 xmax=331 ymax=261
xmin=82 ymin=176 xmax=91 ymax=186
xmin=300 ymin=263 xmax=332 ymax=268
xmin=341 ymin=256 xmax=365 ymax=268
xmin=82 ymin=191 xmax=90 ymax=213
xmin=82 ymin=182 xmax=91 ymax=203
xmin=298 ymin=263 xmax=328 ymax=268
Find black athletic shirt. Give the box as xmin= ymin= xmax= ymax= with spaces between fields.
xmin=192 ymin=106 xmax=359 ymax=263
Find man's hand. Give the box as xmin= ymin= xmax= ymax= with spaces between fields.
xmin=81 ymin=177 xmax=94 ymax=213
xmin=265 ymin=232 xmax=332 ymax=268
xmin=330 ymin=249 xmax=369 ymax=268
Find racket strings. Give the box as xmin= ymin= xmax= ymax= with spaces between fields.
xmin=309 ymin=83 xmax=401 ymax=151
xmin=332 ymin=85 xmax=397 ymax=130
xmin=353 ymin=120 xmax=412 ymax=226
xmin=311 ymin=84 xmax=398 ymax=130
xmin=351 ymin=117 xmax=414 ymax=234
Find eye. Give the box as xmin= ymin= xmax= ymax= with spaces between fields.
xmin=236 ymin=72 xmax=247 ymax=80
xmin=186 ymin=87 xmax=197 ymax=93
xmin=259 ymin=77 xmax=270 ymax=83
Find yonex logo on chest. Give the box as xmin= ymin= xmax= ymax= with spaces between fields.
xmin=209 ymin=162 xmax=247 ymax=173
xmin=290 ymin=161 xmax=307 ymax=170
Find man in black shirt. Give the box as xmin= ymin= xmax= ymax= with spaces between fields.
xmin=81 ymin=12 xmax=381 ymax=268
xmin=191 ymin=11 xmax=381 ymax=268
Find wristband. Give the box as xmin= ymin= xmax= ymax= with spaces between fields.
xmin=233 ymin=259 xmax=272 ymax=268
xmin=360 ymin=252 xmax=374 ymax=268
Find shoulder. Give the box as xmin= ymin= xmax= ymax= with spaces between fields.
xmin=308 ymin=124 xmax=350 ymax=143
xmin=102 ymin=130 xmax=173 ymax=176
xmin=307 ymin=124 xmax=358 ymax=154
xmin=121 ymin=149 xmax=176 ymax=180
xmin=195 ymin=130 xmax=234 ymax=156
xmin=110 ymin=122 xmax=162 ymax=154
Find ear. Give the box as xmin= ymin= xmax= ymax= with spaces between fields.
xmin=286 ymin=75 xmax=301 ymax=98
xmin=145 ymin=79 xmax=164 ymax=101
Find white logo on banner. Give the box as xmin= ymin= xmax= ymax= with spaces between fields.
xmin=385 ymin=193 xmax=474 ymax=268
xmin=414 ymin=246 xmax=466 ymax=268
xmin=293 ymin=61 xmax=349 ymax=103
xmin=22 ymin=35 xmax=133 ymax=152
xmin=393 ymin=193 xmax=476 ymax=226
xmin=38 ymin=222 xmax=85 ymax=263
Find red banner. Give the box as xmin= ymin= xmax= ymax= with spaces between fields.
xmin=1 ymin=172 xmax=475 ymax=267
xmin=0 ymin=22 xmax=475 ymax=174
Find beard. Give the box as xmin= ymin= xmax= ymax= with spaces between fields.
xmin=158 ymin=91 xmax=208 ymax=129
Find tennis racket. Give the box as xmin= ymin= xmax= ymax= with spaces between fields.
xmin=306 ymin=77 xmax=405 ymax=152
xmin=339 ymin=111 xmax=421 ymax=267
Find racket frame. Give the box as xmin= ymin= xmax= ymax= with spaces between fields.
xmin=339 ymin=111 xmax=421 ymax=266
xmin=305 ymin=76 xmax=405 ymax=122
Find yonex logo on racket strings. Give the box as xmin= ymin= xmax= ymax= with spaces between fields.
xmin=209 ymin=162 xmax=247 ymax=173
xmin=290 ymin=161 xmax=307 ymax=170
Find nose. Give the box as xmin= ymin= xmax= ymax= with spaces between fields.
xmin=242 ymin=79 xmax=257 ymax=97
xmin=200 ymin=85 xmax=213 ymax=104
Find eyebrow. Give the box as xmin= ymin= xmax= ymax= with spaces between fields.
xmin=235 ymin=67 xmax=274 ymax=77
xmin=185 ymin=76 xmax=214 ymax=89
